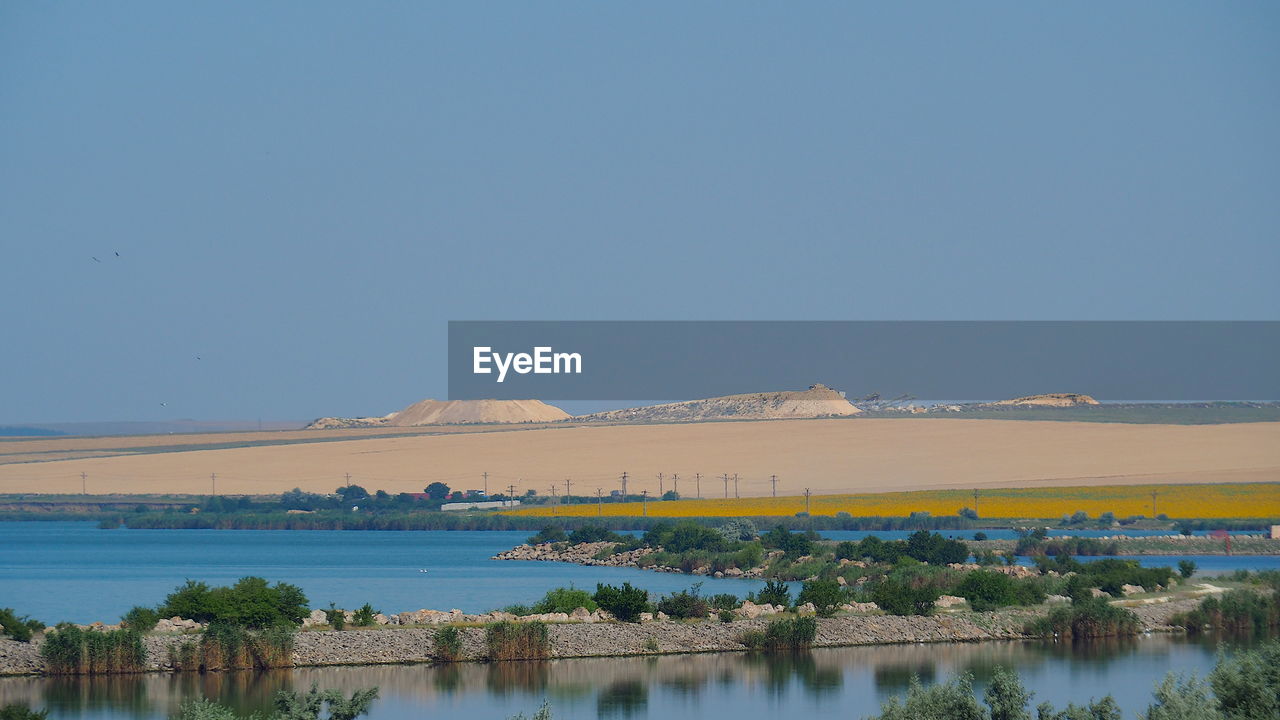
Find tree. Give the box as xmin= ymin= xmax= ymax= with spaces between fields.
xmin=1178 ymin=560 xmax=1197 ymax=579
xmin=797 ymin=579 xmax=845 ymax=617
xmin=424 ymin=482 xmax=450 ymax=500
xmin=335 ymin=485 xmax=369 ymax=503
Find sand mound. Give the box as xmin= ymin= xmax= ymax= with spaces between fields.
xmin=575 ymin=384 xmax=861 ymax=423
xmin=988 ymin=393 xmax=1100 ymax=408
xmin=307 ymin=398 xmax=569 ymax=428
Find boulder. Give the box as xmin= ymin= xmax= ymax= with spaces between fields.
xmin=1121 ymin=584 xmax=1146 ymax=596
xmin=796 ymin=602 xmax=817 ymax=615
xmin=1045 ymin=595 xmax=1071 ymax=605
xmin=303 ymin=609 xmax=328 ymax=628
xmin=638 ymin=612 xmax=654 ymax=623
xmin=836 ymin=576 xmax=847 ymax=586
xmin=1091 ymin=588 xmax=1110 ymax=598
xmin=935 ymin=595 xmax=967 ymax=609
xmin=569 ymin=607 xmax=592 ymax=621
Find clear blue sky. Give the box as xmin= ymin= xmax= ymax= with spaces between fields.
xmin=2 ymin=2 xmax=1277 ymax=423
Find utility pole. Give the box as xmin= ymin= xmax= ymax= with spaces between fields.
xmin=483 ymin=472 xmax=489 ymax=498
xmin=657 ymin=472 xmax=664 ymax=496
xmin=80 ymin=472 xmax=87 ymax=495
xmin=672 ymin=473 xmax=679 ymax=497
xmin=620 ymin=471 xmax=628 ymax=499
xmin=804 ymin=487 xmax=812 ymax=515
xmin=345 ymin=473 xmax=352 ymax=484
xmin=1151 ymin=489 xmax=1158 ymax=517
xmin=733 ymin=473 xmax=739 ymax=499
xmin=721 ymin=473 xmax=729 ymax=498
xmin=596 ymin=488 xmax=603 ymax=515
xmin=695 ymin=473 xmax=701 ymax=499
xmin=550 ymin=485 xmax=557 ymax=515
xmin=974 ymin=489 xmax=980 ymax=517
xmin=641 ymin=490 xmax=648 ymax=516
xmin=507 ymin=484 xmax=516 ymax=507
xmin=770 ymin=474 xmax=778 ymax=498
xmin=564 ymin=478 xmax=572 ymax=503
xmin=211 ymin=473 xmax=217 ymax=496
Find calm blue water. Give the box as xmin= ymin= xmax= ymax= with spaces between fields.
xmin=0 ymin=634 xmax=1266 ymax=720
xmin=819 ymin=529 xmax=1262 ymax=541
xmin=0 ymin=523 xmax=777 ymax=624
xmin=1 ymin=523 xmax=1274 ymax=625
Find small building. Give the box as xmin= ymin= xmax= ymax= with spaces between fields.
xmin=1270 ymin=525 xmax=1280 ymax=540
xmin=440 ymin=500 xmax=521 ymax=512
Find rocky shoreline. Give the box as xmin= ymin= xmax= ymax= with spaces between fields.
xmin=0 ymin=596 xmax=1204 ymax=677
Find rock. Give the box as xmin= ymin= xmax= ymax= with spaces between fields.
xmin=639 ymin=613 xmax=654 ymax=623
xmin=796 ymin=602 xmax=817 ymax=615
xmin=1091 ymin=588 xmax=1110 ymax=598
xmin=1121 ymin=584 xmax=1146 ymax=596
xmin=837 ymin=576 xmax=847 ymax=586
xmin=373 ymin=614 xmax=391 ymax=625
xmin=570 ymin=607 xmax=592 ymax=621
xmin=724 ymin=567 xmax=743 ymax=577
xmin=935 ymin=595 xmax=967 ymax=609
xmin=656 ymin=612 xmax=669 ymax=621
xmin=1045 ymin=595 xmax=1071 ymax=605
xmin=735 ymin=601 xmax=766 ymax=619
xmin=303 ymin=609 xmax=329 ymax=628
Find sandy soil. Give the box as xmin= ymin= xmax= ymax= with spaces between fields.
xmin=0 ymin=419 xmax=1276 ymax=497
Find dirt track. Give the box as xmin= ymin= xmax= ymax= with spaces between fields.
xmin=0 ymin=419 xmax=1275 ymax=498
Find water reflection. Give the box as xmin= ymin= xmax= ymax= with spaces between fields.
xmin=0 ymin=634 xmax=1266 ymax=720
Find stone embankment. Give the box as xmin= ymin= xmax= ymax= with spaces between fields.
xmin=0 ymin=596 xmax=1208 ymax=676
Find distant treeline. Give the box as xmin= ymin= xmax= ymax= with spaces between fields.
xmin=115 ymin=511 xmax=994 ymax=532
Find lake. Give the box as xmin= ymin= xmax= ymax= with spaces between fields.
xmin=1 ymin=523 xmax=1276 ymax=625
xmin=0 ymin=634 xmax=1268 ymax=719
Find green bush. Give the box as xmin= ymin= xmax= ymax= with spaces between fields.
xmin=708 ymin=593 xmax=739 ymax=611
xmin=1178 ymin=559 xmax=1197 ymax=579
xmin=656 ymin=590 xmax=709 ymax=619
xmin=0 ymin=707 xmax=48 ymax=720
xmin=748 ymin=580 xmax=791 ymax=608
xmin=325 ymin=604 xmax=346 ymax=631
xmin=485 ymin=621 xmax=549 ymax=661
xmin=527 ymin=525 xmax=568 ymax=544
xmin=956 ymin=571 xmax=1045 ymax=612
xmin=568 ymin=525 xmax=625 ymax=544
xmin=1025 ymin=598 xmax=1140 ymax=639
xmin=433 ymin=626 xmax=463 ymax=662
xmin=797 ymin=579 xmax=845 ymax=617
xmin=739 ymin=616 xmax=817 ymax=652
xmin=352 ymin=604 xmax=378 ymax=627
xmin=760 ymin=526 xmax=816 ymax=557
xmin=593 ymin=583 xmax=650 ymax=622
xmin=0 ymin=608 xmax=44 ymax=643
xmin=644 ymin=521 xmax=731 ymax=552
xmin=865 ymin=668 xmax=1121 ymax=720
xmin=532 ymin=587 xmax=597 ymax=614
xmin=872 ymin=579 xmax=940 ymax=616
xmin=1173 ymin=589 xmax=1279 ymax=634
xmin=120 ymin=606 xmax=160 ymax=633
xmin=718 ymin=609 xmax=734 ymax=623
xmin=176 ymin=685 xmax=378 ymax=720
xmin=159 ymin=577 xmax=308 ymax=628
xmin=40 ymin=625 xmax=146 ymax=675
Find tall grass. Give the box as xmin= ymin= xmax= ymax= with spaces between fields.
xmin=485 ymin=621 xmax=549 ymax=661
xmin=739 ymin=616 xmax=818 ymax=652
xmin=433 ymin=626 xmax=463 ymax=662
xmin=167 ymin=621 xmax=295 ymax=671
xmin=1173 ymin=589 xmax=1279 ymax=635
xmin=1024 ymin=599 xmax=1140 ymax=639
xmin=40 ymin=626 xmax=146 ymax=675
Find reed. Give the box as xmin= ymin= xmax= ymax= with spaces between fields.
xmin=484 ymin=621 xmax=549 ymax=661
xmin=40 ymin=626 xmax=146 ymax=675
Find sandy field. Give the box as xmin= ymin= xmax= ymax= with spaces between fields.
xmin=0 ymin=419 xmax=1276 ymax=498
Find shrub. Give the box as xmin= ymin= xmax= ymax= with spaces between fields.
xmin=973 ymin=531 xmax=988 ymax=541
xmin=645 ymin=521 xmax=730 ymax=552
xmin=433 ymin=626 xmax=462 ymax=662
xmin=40 ymin=625 xmax=146 ymax=674
xmin=532 ymin=587 xmax=597 ymax=614
xmin=958 ymin=507 xmax=979 ymax=520
xmin=905 ymin=531 xmax=969 ymax=565
xmin=325 ymin=604 xmax=346 ymax=631
xmin=872 ymin=579 xmax=940 ymax=616
xmin=1173 ymin=589 xmax=1279 ymax=634
xmin=956 ymin=571 xmax=1045 ymax=612
xmin=169 ymin=620 xmax=295 ymax=671
xmin=568 ymin=525 xmax=624 ymax=544
xmin=121 ymin=606 xmax=160 ymax=633
xmin=1178 ymin=560 xmax=1197 ymax=579
xmin=0 ymin=706 xmax=48 ymax=720
xmin=0 ymin=609 xmax=44 ymax=643
xmin=657 ymin=589 xmax=710 ymax=620
xmin=708 ymin=593 xmax=739 ymax=611
xmin=1025 ymin=598 xmax=1140 ymax=639
xmin=718 ymin=610 xmax=734 ymax=623
xmin=485 ymin=621 xmax=549 ymax=661
xmin=1206 ymin=639 xmax=1279 ymax=719
xmin=159 ymin=577 xmax=308 ymax=628
xmin=527 ymin=525 xmax=568 ymax=544
xmin=834 ymin=541 xmax=859 ymax=560
xmin=739 ymin=616 xmax=817 ymax=652
xmin=760 ymin=526 xmax=816 ymax=557
xmin=593 ymin=583 xmax=650 ymax=622
xmin=352 ymin=604 xmax=378 ymax=627
xmin=748 ymin=580 xmax=791 ymax=609
xmin=797 ymin=579 xmax=845 ymax=617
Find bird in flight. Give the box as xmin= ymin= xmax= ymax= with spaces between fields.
xmin=91 ymin=256 xmax=101 ymax=263
xmin=114 ymin=252 xmax=120 ymax=257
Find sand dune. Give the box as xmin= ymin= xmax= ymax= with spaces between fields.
xmin=0 ymin=419 xmax=1276 ymax=498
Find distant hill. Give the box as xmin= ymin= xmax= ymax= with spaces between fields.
xmin=573 ymin=384 xmax=861 ymax=423
xmin=0 ymin=426 xmax=67 ymax=437
xmin=308 ymin=398 xmax=570 ymax=428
